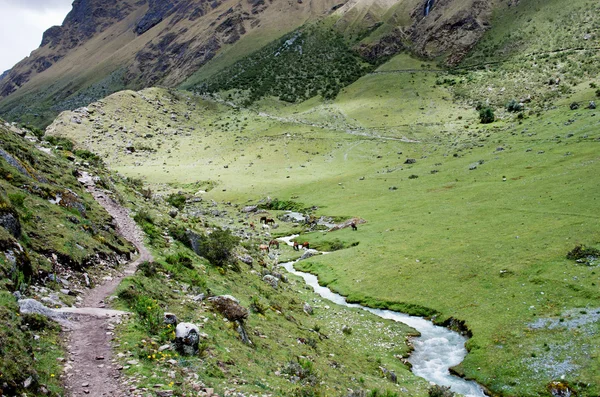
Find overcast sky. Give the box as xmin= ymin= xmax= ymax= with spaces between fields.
xmin=0 ymin=0 xmax=73 ymax=73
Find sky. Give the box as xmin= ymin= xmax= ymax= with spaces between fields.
xmin=0 ymin=0 xmax=73 ymax=73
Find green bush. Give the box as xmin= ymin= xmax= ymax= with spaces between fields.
xmin=506 ymin=99 xmax=523 ymax=112
xmin=166 ymin=193 xmax=187 ymax=210
xmin=74 ymin=149 xmax=103 ymax=166
xmin=193 ymin=228 xmax=240 ymax=269
xmin=45 ymin=136 xmax=74 ymax=151
xmin=137 ymin=261 xmax=163 ymax=277
xmin=478 ymin=106 xmax=495 ymax=124
xmin=133 ymin=295 xmax=163 ymax=334
xmin=260 ymin=198 xmax=305 ymax=211
xmin=133 ymin=210 xmax=154 ymax=225
xmin=165 ymin=252 xmax=193 ymax=269
xmin=428 ymin=385 xmax=454 ymax=397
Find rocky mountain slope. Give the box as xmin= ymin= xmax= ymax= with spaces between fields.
xmin=0 ymin=0 xmax=496 ymax=127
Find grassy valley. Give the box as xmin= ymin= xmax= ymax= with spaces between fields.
xmin=2 ymin=0 xmax=600 ymax=396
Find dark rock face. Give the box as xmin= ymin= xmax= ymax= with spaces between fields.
xmin=41 ymin=26 xmax=64 ymax=47
xmin=135 ymin=0 xmax=178 ymax=35
xmin=355 ymin=28 xmax=406 ymax=62
xmin=0 ymin=213 xmax=22 ymax=238
xmin=50 ymin=0 xmax=135 ymax=49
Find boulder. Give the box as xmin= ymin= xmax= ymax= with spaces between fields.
xmin=263 ymin=275 xmax=279 ymax=288
xmin=300 ymin=249 xmax=319 ymax=260
xmin=174 ymin=322 xmax=200 ymax=356
xmin=303 ymin=302 xmax=313 ymax=315
xmin=0 ymin=212 xmax=21 ymax=238
xmin=208 ymin=295 xmax=248 ymax=322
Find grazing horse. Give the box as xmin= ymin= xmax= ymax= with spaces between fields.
xmin=266 ymin=218 xmax=275 ymax=225
xmin=350 ymin=222 xmax=357 ymax=231
xmin=293 ymin=242 xmax=300 ymax=251
xmin=250 ymin=222 xmax=255 ymax=229
xmin=302 ymin=242 xmax=310 ymax=250
xmin=269 ymin=240 xmax=280 ymax=249
xmin=260 ymin=216 xmax=268 ymax=224
xmin=259 ymin=244 xmax=269 ymax=253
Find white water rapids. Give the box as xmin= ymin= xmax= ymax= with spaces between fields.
xmin=278 ymin=236 xmax=486 ymax=397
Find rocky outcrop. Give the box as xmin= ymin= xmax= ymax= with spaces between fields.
xmin=409 ymin=0 xmax=492 ymax=65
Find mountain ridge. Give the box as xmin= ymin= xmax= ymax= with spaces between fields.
xmin=0 ymin=0 xmax=496 ymax=127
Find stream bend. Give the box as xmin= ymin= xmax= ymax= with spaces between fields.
xmin=278 ymin=236 xmax=486 ymax=397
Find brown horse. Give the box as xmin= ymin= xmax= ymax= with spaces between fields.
xmin=350 ymin=222 xmax=357 ymax=231
xmin=260 ymin=216 xmax=268 ymax=224
xmin=302 ymin=242 xmax=310 ymax=250
xmin=293 ymin=241 xmax=300 ymax=251
xmin=266 ymin=218 xmax=275 ymax=225
xmin=269 ymin=240 xmax=280 ymax=249
xmin=259 ymin=244 xmax=269 ymax=253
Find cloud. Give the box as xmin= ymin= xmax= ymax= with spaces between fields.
xmin=0 ymin=1 xmax=72 ymax=72
xmin=2 ymin=0 xmax=73 ymax=12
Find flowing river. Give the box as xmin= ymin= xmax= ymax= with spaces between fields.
xmin=278 ymin=236 xmax=486 ymax=397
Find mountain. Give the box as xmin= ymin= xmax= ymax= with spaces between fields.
xmin=0 ymin=0 xmax=495 ymax=127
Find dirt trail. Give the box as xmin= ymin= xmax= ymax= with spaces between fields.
xmin=61 ymin=173 xmax=152 ymax=396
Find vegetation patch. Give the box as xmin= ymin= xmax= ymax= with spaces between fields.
xmin=193 ymin=23 xmax=375 ymax=104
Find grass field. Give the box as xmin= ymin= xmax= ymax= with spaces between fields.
xmin=48 ymin=4 xmax=600 ymax=390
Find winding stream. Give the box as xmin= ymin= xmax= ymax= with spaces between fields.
xmin=278 ymin=236 xmax=486 ymax=397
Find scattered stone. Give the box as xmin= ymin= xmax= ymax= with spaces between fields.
xmin=303 ymin=303 xmax=313 ymax=315
xmin=589 ymin=101 xmax=596 ymax=110
xmin=300 ymin=249 xmax=319 ymax=260
xmin=404 ymin=158 xmax=417 ymax=164
xmin=263 ymin=274 xmax=279 ymax=288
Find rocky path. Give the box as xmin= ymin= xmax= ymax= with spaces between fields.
xmin=61 ymin=173 xmax=152 ymax=396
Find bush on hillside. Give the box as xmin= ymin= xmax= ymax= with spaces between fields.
xmin=193 ymin=228 xmax=240 ymax=269
xmin=428 ymin=385 xmax=455 ymax=397
xmin=166 ymin=192 xmax=187 ymax=210
xmin=478 ymin=106 xmax=495 ymax=124
xmin=506 ymin=99 xmax=524 ymax=112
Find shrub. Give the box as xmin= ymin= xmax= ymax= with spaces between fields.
xmin=260 ymin=198 xmax=305 ymax=211
xmin=478 ymin=106 xmax=495 ymax=124
xmin=506 ymin=99 xmax=523 ymax=112
xmin=428 ymin=385 xmax=454 ymax=397
xmin=137 ymin=261 xmax=163 ymax=277
xmin=283 ymin=358 xmax=319 ymax=386
xmin=165 ymin=252 xmax=193 ymax=269
xmin=133 ymin=295 xmax=163 ymax=334
xmin=118 ymin=285 xmax=140 ymax=303
xmin=74 ymin=149 xmax=103 ymax=166
xmin=566 ymin=245 xmax=600 ymax=264
xmin=250 ymin=296 xmax=268 ymax=315
xmin=133 ymin=209 xmax=154 ymax=225
xmin=194 ymin=228 xmax=240 ymax=269
xmin=45 ymin=136 xmax=74 ymax=151
xmin=8 ymin=192 xmax=26 ymax=208
xmin=166 ymin=193 xmax=187 ymax=210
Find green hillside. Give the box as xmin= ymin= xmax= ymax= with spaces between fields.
xmin=0 ymin=121 xmax=135 ymax=396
